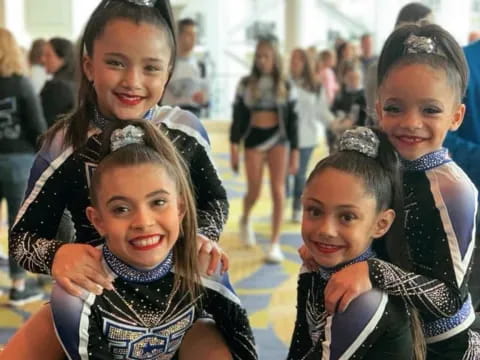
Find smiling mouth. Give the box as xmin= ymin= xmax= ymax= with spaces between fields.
xmin=115 ymin=92 xmax=145 ymax=106
xmin=312 ymin=242 xmax=345 ymax=254
xmin=395 ymin=135 xmax=425 ymax=144
xmin=129 ymin=235 xmax=163 ymax=250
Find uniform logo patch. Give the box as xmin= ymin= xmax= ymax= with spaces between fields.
xmin=103 ymin=307 xmax=195 ymax=359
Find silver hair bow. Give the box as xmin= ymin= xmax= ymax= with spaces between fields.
xmin=124 ymin=0 xmax=156 ymax=7
xmin=111 ymin=125 xmax=145 ymax=152
xmin=338 ymin=127 xmax=379 ymax=158
xmin=404 ymin=34 xmax=437 ymax=55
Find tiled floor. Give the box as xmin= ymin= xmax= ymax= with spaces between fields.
xmin=0 ymin=121 xmax=327 ymax=358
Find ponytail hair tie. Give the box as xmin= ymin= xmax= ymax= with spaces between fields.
xmin=338 ymin=126 xmax=379 ymax=158
xmin=110 ymin=125 xmax=145 ymax=152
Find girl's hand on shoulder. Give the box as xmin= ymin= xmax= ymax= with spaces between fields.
xmin=52 ymin=244 xmax=114 ymax=297
xmin=197 ymin=234 xmax=229 ymax=276
xmin=324 ymin=261 xmax=371 ymax=314
xmin=298 ymin=244 xmax=320 ymax=271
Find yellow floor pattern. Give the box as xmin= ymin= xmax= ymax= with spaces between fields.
xmin=0 ymin=121 xmax=328 ymax=358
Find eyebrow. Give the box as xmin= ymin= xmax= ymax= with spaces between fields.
xmin=384 ymin=97 xmax=442 ymax=104
xmin=106 ymin=190 xmax=170 ymax=205
xmin=305 ymin=197 xmax=359 ymax=210
xmin=104 ymin=52 xmax=164 ymax=63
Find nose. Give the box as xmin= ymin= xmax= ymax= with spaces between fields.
xmin=131 ymin=207 xmax=155 ymax=231
xmin=317 ymin=215 xmax=337 ymax=239
xmin=401 ymin=110 xmax=423 ymax=130
xmin=121 ymin=67 xmax=141 ymax=89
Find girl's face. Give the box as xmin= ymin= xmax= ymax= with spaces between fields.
xmin=86 ymin=163 xmax=184 ymax=270
xmin=42 ymin=42 xmax=64 ymax=74
xmin=377 ymin=63 xmax=464 ymax=160
xmin=83 ymin=19 xmax=172 ymax=120
xmin=290 ymin=50 xmax=305 ymax=78
xmin=255 ymin=43 xmax=275 ymax=75
xmin=302 ymin=168 xmax=394 ymax=268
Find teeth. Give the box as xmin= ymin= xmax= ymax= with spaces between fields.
xmin=132 ymin=236 xmax=160 ymax=247
xmin=319 ymin=243 xmax=340 ymax=248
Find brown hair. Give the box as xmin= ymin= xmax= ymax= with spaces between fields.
xmin=90 ymin=119 xmax=200 ymax=299
xmin=42 ymin=0 xmax=176 ymax=151
xmin=28 ymin=38 xmax=46 ymax=66
xmin=248 ymin=37 xmax=287 ymax=102
xmin=0 ymin=28 xmax=26 ymax=77
xmin=290 ymin=48 xmax=318 ymax=93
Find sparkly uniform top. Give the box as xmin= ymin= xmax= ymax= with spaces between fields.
xmin=367 ymin=149 xmax=479 ymax=347
xmin=230 ymin=75 xmax=299 ymax=148
xmin=288 ymin=249 xmax=413 ymax=359
xmin=10 ymin=106 xmax=228 ymax=274
xmin=51 ymin=246 xmax=257 ymax=360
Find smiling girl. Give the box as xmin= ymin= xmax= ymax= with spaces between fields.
xmin=50 ymin=120 xmax=256 ymax=360
xmin=288 ymin=127 xmax=421 ymax=359
xmin=6 ymin=0 xmax=230 ymax=358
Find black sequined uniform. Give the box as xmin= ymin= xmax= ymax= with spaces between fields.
xmin=51 ymin=247 xmax=257 ymax=360
xmin=366 ymin=149 xmax=480 ymax=359
xmin=288 ymin=249 xmax=413 ymax=360
xmin=10 ymin=106 xmax=228 ymax=274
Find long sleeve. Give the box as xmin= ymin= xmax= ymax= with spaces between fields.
xmin=288 ymin=271 xmax=412 ymax=360
xmin=284 ymin=87 xmax=299 ymax=149
xmin=159 ymin=108 xmax=228 ymax=242
xmin=202 ymin=273 xmax=257 ymax=360
xmin=9 ymin=131 xmax=75 ymax=274
xmin=368 ymin=258 xmax=463 ymax=318
xmin=368 ymin=161 xmax=478 ymax=321
xmin=40 ymin=79 xmax=75 ymax=127
xmin=287 ymin=274 xmax=314 ymax=359
xmin=230 ymin=78 xmax=250 ymax=144
xmin=19 ymin=77 xmax=47 ymax=148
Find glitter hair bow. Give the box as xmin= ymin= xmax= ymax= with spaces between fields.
xmin=110 ymin=125 xmax=145 ymax=152
xmin=123 ymin=0 xmax=156 ymax=6
xmin=338 ymin=127 xmax=379 ymax=158
xmin=404 ymin=33 xmax=439 ymax=55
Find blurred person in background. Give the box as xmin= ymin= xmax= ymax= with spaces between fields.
xmin=230 ymin=36 xmax=298 ymax=263
xmin=28 ymin=39 xmax=49 ymax=95
xmin=0 ymin=28 xmax=47 ymax=306
xmin=288 ymin=48 xmax=332 ymax=223
xmin=328 ymin=61 xmax=366 ymax=152
xmin=315 ymin=49 xmax=339 ymax=105
xmin=162 ymin=17 xmax=209 ymax=118
xmin=359 ymin=33 xmax=377 ymax=88
xmin=40 ymin=37 xmax=76 ymax=127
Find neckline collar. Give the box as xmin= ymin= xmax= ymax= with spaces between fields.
xmin=92 ymin=107 xmax=155 ymax=130
xmin=318 ymin=247 xmax=375 ymax=280
xmin=103 ymin=245 xmax=173 ymax=283
xmin=401 ymin=148 xmax=450 ymax=172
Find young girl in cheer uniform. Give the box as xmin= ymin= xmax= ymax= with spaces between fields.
xmin=5 ymin=0 xmax=231 ymax=358
xmin=50 ymin=120 xmax=257 ymax=360
xmin=230 ymin=36 xmax=298 ymax=263
xmin=289 ymin=127 xmax=421 ymax=359
xmin=303 ymin=24 xmax=480 ymax=359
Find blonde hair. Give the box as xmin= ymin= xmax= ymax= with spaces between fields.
xmin=0 ymin=28 xmax=26 ymax=77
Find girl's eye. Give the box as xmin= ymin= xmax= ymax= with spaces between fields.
xmin=106 ymin=59 xmax=124 ymax=68
xmin=112 ymin=206 xmax=130 ymax=215
xmin=152 ymin=199 xmax=167 ymax=207
xmin=340 ymin=213 xmax=357 ymax=223
xmin=145 ymin=64 xmax=161 ymax=72
xmin=423 ymin=106 xmax=441 ymax=115
xmin=383 ymin=105 xmax=401 ymax=113
xmin=305 ymin=206 xmax=322 ymax=217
